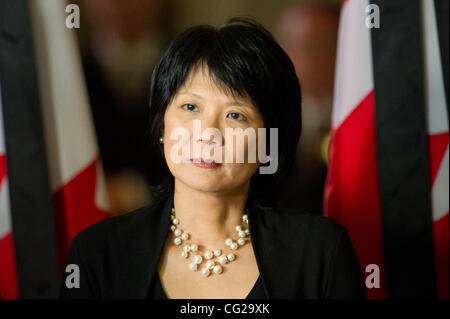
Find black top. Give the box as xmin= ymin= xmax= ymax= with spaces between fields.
xmin=149 ymin=274 xmax=267 ymax=299
xmin=60 ymin=191 xmax=366 ymax=298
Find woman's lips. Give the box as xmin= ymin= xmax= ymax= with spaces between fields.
xmin=190 ymin=158 xmax=222 ymax=169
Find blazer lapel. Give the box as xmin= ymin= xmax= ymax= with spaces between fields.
xmin=118 ymin=192 xmax=294 ymax=299
xmin=116 ymin=192 xmax=174 ymax=298
xmin=249 ymin=202 xmax=301 ymax=298
xmin=247 ymin=201 xmax=275 ymax=299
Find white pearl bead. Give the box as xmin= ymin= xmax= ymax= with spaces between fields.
xmin=227 ymin=253 xmax=235 ymax=262
xmin=230 ymin=242 xmax=238 ymax=250
xmin=170 ymin=225 xmax=176 ymax=232
xmin=174 ymin=228 xmax=182 ymax=237
xmin=190 ymin=244 xmax=198 ymax=252
xmin=225 ymin=238 xmax=233 ymax=246
xmin=206 ymin=260 xmax=215 ymax=269
xmin=213 ymin=265 xmax=223 ymax=274
xmin=181 ymin=251 xmax=188 ymax=258
xmin=189 ymin=262 xmax=198 ymax=271
xmin=170 ymin=214 xmax=175 ymax=220
xmin=201 ymin=268 xmax=210 ymax=277
xmin=204 ymin=250 xmax=213 ymax=259
xmin=193 ymin=255 xmax=203 ymax=264
xmin=173 ymin=237 xmax=181 ymax=245
xmin=238 ymin=230 xmax=246 ymax=238
xmin=243 ymin=214 xmax=248 ymax=222
xmin=218 ymin=255 xmax=228 ymax=265
xmin=183 ymin=245 xmax=190 ymax=252
xmin=214 ymin=249 xmax=221 ymax=257
xmin=181 ymin=232 xmax=189 ymax=240
xmin=238 ymin=238 xmax=245 ymax=246
xmin=245 ymin=229 xmax=250 ymax=235
xmin=235 ymin=225 xmax=242 ymax=232
xmin=171 ymin=207 xmax=175 ymax=213
xmin=172 ymin=218 xmax=179 ymax=225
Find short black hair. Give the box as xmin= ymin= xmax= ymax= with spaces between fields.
xmin=148 ymin=17 xmax=302 ymax=209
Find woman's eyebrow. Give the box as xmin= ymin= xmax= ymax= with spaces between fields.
xmin=228 ymin=101 xmax=257 ymax=110
xmin=178 ymin=91 xmax=205 ymax=100
xmin=178 ymin=91 xmax=254 ymax=109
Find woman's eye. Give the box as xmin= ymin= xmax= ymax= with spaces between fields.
xmin=227 ymin=112 xmax=247 ymax=121
xmin=182 ymin=104 xmax=198 ymax=111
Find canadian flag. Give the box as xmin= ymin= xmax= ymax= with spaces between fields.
xmin=421 ymin=0 xmax=449 ymax=300
xmin=325 ymin=0 xmax=448 ymax=298
xmin=30 ymin=0 xmax=110 ymax=269
xmin=0 ymin=0 xmax=109 ymax=298
xmin=0 ymin=88 xmax=19 ymax=299
xmin=324 ymin=0 xmax=384 ymax=299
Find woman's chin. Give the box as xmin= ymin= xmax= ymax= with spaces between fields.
xmin=176 ymin=176 xmax=233 ymax=194
xmin=185 ymin=181 xmax=227 ymax=193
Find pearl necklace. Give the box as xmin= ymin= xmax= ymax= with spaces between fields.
xmin=170 ymin=207 xmax=250 ymax=277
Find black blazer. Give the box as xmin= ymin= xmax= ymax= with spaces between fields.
xmin=60 ymin=191 xmax=366 ymax=299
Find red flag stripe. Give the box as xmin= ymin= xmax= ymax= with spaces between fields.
xmin=0 ymin=152 xmax=19 ymax=299
xmin=433 ymin=213 xmax=449 ymax=298
xmin=428 ymin=133 xmax=449 ymax=186
xmin=53 ymin=157 xmax=109 ymax=269
xmin=325 ymin=90 xmax=386 ymax=298
xmin=0 ymin=232 xmax=19 ymax=299
xmin=0 ymin=153 xmax=6 ymax=187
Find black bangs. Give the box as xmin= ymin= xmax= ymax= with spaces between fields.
xmin=148 ymin=17 xmax=302 ymax=209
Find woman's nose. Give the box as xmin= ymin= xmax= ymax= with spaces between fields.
xmin=194 ymin=114 xmax=224 ymax=145
xmin=198 ymin=129 xmax=221 ymax=145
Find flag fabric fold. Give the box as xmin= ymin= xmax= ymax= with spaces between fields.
xmin=0 ymin=0 xmax=110 ymax=298
xmin=325 ymin=0 xmax=448 ymax=298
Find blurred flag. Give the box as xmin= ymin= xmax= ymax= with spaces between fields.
xmin=324 ymin=0 xmax=448 ymax=298
xmin=324 ymin=0 xmax=384 ymax=299
xmin=422 ymin=0 xmax=449 ymax=300
xmin=0 ymin=87 xmax=18 ymax=299
xmin=0 ymin=0 xmax=109 ymax=297
xmin=30 ymin=0 xmax=110 ymax=269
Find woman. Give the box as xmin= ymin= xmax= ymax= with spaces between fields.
xmin=60 ymin=18 xmax=366 ymax=299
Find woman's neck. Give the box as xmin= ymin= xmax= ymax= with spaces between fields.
xmin=172 ymin=179 xmax=250 ymax=249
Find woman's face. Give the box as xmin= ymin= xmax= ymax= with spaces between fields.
xmin=163 ymin=65 xmax=265 ymax=195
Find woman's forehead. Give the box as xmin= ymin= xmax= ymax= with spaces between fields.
xmin=177 ymin=65 xmax=253 ymax=106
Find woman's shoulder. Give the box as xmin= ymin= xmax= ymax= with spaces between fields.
xmin=259 ymin=206 xmax=350 ymax=250
xmin=268 ymin=207 xmax=348 ymax=237
xmin=70 ymin=199 xmax=165 ymax=252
